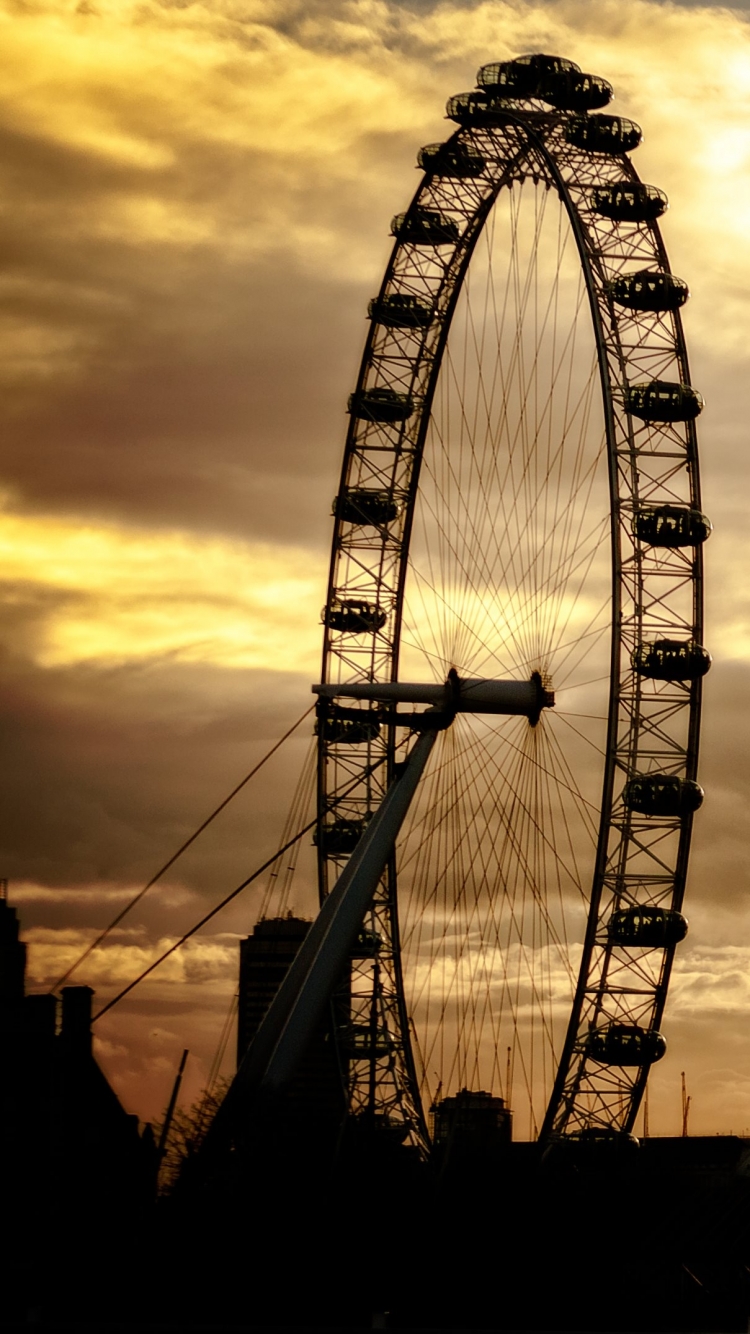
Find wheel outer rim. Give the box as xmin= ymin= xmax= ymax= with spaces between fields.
xmin=318 ymin=104 xmax=703 ymax=1148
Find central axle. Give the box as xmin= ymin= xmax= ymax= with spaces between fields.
xmin=313 ymin=670 xmax=554 ymax=723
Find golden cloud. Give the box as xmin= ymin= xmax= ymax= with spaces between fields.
xmin=4 ymin=0 xmax=750 ymax=1130
xmin=2 ymin=0 xmax=747 ymax=301
xmin=0 ymin=507 xmax=326 ymax=669
xmin=24 ymin=922 xmax=238 ymax=988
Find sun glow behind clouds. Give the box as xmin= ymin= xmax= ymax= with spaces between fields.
xmin=3 ymin=0 xmax=750 ymax=1130
xmin=0 ymin=510 xmax=325 ymax=670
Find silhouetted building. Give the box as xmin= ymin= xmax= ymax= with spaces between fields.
xmin=431 ymin=1087 xmax=512 ymax=1164
xmin=0 ymin=886 xmax=156 ymax=1219
xmin=237 ymin=914 xmax=309 ymax=1059
xmin=237 ymin=915 xmax=346 ymax=1133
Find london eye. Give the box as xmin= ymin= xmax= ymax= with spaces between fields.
xmin=312 ymin=51 xmax=710 ymax=1152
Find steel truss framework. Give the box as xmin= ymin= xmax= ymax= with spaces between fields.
xmin=317 ymin=95 xmax=704 ymax=1147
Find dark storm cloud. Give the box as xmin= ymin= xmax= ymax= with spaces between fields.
xmin=0 ymin=649 xmax=318 ymax=903
xmin=1 ymin=0 xmax=744 ymax=549
xmin=1 ymin=253 xmax=361 ymax=544
xmin=0 ymin=0 xmax=475 ymax=548
xmin=0 ymin=122 xmax=425 ymax=543
xmin=0 ymin=649 xmax=321 ymax=1116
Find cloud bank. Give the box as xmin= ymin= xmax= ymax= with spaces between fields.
xmin=3 ymin=0 xmax=750 ymax=1130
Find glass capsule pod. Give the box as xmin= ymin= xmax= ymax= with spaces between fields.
xmin=368 ymin=293 xmax=434 ymax=330
xmin=632 ymin=639 xmax=711 ymax=681
xmin=351 ymin=928 xmax=383 ymax=958
xmin=418 ymin=140 xmax=487 ymax=178
xmin=475 ymin=61 xmax=536 ymax=95
xmin=564 ymin=1127 xmax=639 ymax=1149
xmin=611 ymin=269 xmax=689 ymax=312
xmin=540 ymin=1127 xmax=639 ymax=1176
xmin=565 ymin=114 xmax=642 ymax=155
xmin=544 ymin=71 xmax=614 ymax=111
xmin=624 ymin=773 xmax=704 ymax=816
xmin=634 ymin=505 xmax=712 ymax=547
xmin=625 ymin=380 xmax=704 ymax=423
xmin=587 ymin=1024 xmax=667 ymax=1066
xmin=340 ymin=1023 xmax=391 ymax=1057
xmin=335 ymin=489 xmax=401 ymax=526
xmin=608 ymin=906 xmax=688 ymax=948
xmin=314 ymin=816 xmax=369 ymax=854
xmin=591 ymin=182 xmax=668 ymax=222
xmin=348 ymin=387 xmax=414 ymax=423
xmin=324 ymin=599 xmax=388 ymax=634
xmin=476 ymin=52 xmax=581 ymax=99
xmin=318 ymin=710 xmax=382 ymax=745
xmin=391 ymin=208 xmax=460 ymax=246
xmin=445 ymin=91 xmax=517 ymax=128
xmin=475 ymin=55 xmax=612 ymax=114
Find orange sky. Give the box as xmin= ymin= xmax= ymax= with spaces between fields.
xmin=4 ymin=0 xmax=750 ymax=1133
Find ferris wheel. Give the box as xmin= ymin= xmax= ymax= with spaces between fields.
xmin=310 ymin=52 xmax=710 ymax=1151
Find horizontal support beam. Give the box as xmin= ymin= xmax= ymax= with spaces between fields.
xmin=313 ymin=673 xmax=554 ymax=718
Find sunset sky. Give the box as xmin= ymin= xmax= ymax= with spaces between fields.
xmin=5 ymin=0 xmax=750 ymax=1134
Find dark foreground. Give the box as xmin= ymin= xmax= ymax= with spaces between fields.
xmin=6 ymin=1128 xmax=750 ymax=1332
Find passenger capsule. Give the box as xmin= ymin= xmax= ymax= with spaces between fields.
xmin=609 ymin=906 xmax=688 ymax=948
xmin=632 ymin=639 xmax=711 ymax=681
xmin=314 ymin=817 xmax=369 ymax=854
xmin=335 ymin=489 xmax=401 ymax=526
xmin=543 ymin=71 xmax=614 ymax=112
xmin=587 ymin=1024 xmax=666 ymax=1066
xmin=324 ymin=599 xmax=388 ymax=634
xmin=611 ymin=269 xmax=689 ymax=312
xmin=624 ymin=773 xmax=704 ymax=817
xmin=319 ymin=710 xmax=382 ymax=745
xmin=477 ymin=53 xmax=580 ymax=99
xmin=418 ymin=140 xmax=486 ymax=177
xmin=565 ymin=115 xmax=641 ymax=155
xmin=368 ymin=293 xmax=433 ymax=330
xmin=348 ymin=388 xmax=414 ymax=423
xmin=626 ymin=380 xmax=704 ymax=423
xmin=391 ymin=208 xmax=460 ymax=246
xmin=591 ymin=182 xmax=668 ymax=222
xmin=476 ymin=61 xmax=529 ymax=95
xmin=445 ymin=91 xmax=516 ymax=127
xmin=339 ymin=1022 xmax=391 ymax=1057
xmin=542 ymin=1127 xmax=640 ymax=1174
xmin=635 ymin=505 xmax=712 ymax=547
xmin=351 ymin=928 xmax=382 ymax=958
